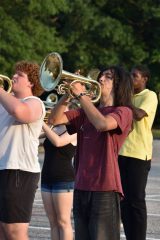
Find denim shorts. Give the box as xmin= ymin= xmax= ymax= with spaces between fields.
xmin=41 ymin=181 xmax=74 ymax=193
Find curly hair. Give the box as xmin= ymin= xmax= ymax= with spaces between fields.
xmin=13 ymin=61 xmax=44 ymax=96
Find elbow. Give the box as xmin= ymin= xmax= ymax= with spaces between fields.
xmin=55 ymin=143 xmax=62 ymax=147
xmin=94 ymin=122 xmax=108 ymax=132
xmin=48 ymin=113 xmax=67 ymax=126
xmin=52 ymin=141 xmax=62 ymax=147
xmin=135 ymin=118 xmax=142 ymax=121
xmin=96 ymin=126 xmax=108 ymax=132
xmin=53 ymin=143 xmax=60 ymax=147
xmin=134 ymin=115 xmax=144 ymax=121
xmin=49 ymin=139 xmax=62 ymax=147
xmin=48 ymin=114 xmax=60 ymax=125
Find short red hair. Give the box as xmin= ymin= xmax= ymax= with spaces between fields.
xmin=14 ymin=61 xmax=44 ymax=96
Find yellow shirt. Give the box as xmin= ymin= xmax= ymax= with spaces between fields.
xmin=119 ymin=89 xmax=158 ymax=160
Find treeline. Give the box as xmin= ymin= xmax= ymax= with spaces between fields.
xmin=0 ymin=0 xmax=160 ymax=125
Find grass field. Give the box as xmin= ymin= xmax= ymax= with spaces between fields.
xmin=152 ymin=129 xmax=160 ymax=139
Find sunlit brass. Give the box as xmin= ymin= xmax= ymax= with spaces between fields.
xmin=44 ymin=109 xmax=51 ymax=124
xmin=43 ymin=93 xmax=58 ymax=108
xmin=0 ymin=74 xmax=12 ymax=92
xmin=39 ymin=52 xmax=101 ymax=103
xmin=43 ymin=93 xmax=58 ymax=124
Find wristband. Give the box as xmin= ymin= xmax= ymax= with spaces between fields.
xmin=76 ymin=92 xmax=87 ymax=100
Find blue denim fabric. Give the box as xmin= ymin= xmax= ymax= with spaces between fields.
xmin=73 ymin=190 xmax=120 ymax=240
xmin=41 ymin=181 xmax=74 ymax=193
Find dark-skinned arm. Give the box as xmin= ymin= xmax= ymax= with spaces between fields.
xmin=132 ymin=106 xmax=148 ymax=121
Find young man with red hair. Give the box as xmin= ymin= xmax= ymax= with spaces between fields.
xmin=0 ymin=61 xmax=45 ymax=240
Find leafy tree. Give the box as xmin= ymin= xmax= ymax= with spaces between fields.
xmin=0 ymin=0 xmax=160 ymax=125
xmin=0 ymin=0 xmax=69 ymax=74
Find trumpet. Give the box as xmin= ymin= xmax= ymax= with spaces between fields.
xmin=43 ymin=93 xmax=58 ymax=109
xmin=39 ymin=52 xmax=101 ymax=103
xmin=43 ymin=93 xmax=58 ymax=124
xmin=0 ymin=74 xmax=12 ymax=92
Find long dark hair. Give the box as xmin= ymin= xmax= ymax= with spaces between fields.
xmin=97 ymin=65 xmax=133 ymax=107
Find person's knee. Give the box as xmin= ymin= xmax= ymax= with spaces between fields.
xmin=0 ymin=223 xmax=7 ymax=240
xmin=57 ymin=216 xmax=71 ymax=230
xmin=4 ymin=223 xmax=28 ymax=240
xmin=49 ymin=218 xmax=59 ymax=229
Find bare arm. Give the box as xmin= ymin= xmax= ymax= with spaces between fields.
xmin=42 ymin=122 xmax=77 ymax=147
xmin=0 ymin=88 xmax=42 ymax=123
xmin=132 ymin=106 xmax=147 ymax=121
xmin=78 ymin=94 xmax=118 ymax=131
xmin=48 ymin=94 xmax=70 ymax=126
xmin=49 ymin=83 xmax=118 ymax=131
xmin=65 ymin=82 xmax=118 ymax=131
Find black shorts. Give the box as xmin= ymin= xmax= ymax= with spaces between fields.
xmin=0 ymin=169 xmax=40 ymax=223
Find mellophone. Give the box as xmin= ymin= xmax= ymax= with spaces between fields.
xmin=0 ymin=52 xmax=102 ymax=125
xmin=0 ymin=52 xmax=101 ymax=103
xmin=39 ymin=52 xmax=101 ymax=103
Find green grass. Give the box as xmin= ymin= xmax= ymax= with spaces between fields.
xmin=152 ymin=129 xmax=160 ymax=139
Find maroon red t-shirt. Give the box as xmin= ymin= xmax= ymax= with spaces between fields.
xmin=65 ymin=106 xmax=132 ymax=196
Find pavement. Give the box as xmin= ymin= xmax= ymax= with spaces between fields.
xmin=29 ymin=140 xmax=160 ymax=240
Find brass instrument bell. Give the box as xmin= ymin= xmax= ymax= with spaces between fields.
xmin=0 ymin=74 xmax=12 ymax=92
xmin=39 ymin=52 xmax=101 ymax=103
xmin=43 ymin=93 xmax=58 ymax=108
xmin=43 ymin=93 xmax=58 ymax=124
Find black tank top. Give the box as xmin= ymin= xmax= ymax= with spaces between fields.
xmin=41 ymin=138 xmax=76 ymax=184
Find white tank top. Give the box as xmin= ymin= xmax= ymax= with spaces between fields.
xmin=0 ymin=96 xmax=45 ymax=172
